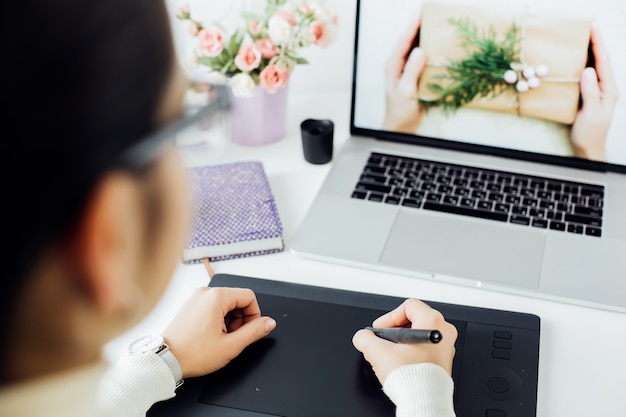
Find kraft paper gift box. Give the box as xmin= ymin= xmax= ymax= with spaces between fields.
xmin=417 ymin=0 xmax=592 ymax=124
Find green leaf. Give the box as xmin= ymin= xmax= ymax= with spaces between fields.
xmin=196 ymin=57 xmax=212 ymax=66
xmin=226 ymin=29 xmax=244 ymax=57
xmin=422 ymin=17 xmax=520 ymax=114
xmin=293 ymin=57 xmax=309 ymax=65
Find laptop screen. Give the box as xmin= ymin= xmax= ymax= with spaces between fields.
xmin=351 ymin=0 xmax=625 ymax=173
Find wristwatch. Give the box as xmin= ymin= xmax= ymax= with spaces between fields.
xmin=128 ymin=335 xmax=184 ymax=388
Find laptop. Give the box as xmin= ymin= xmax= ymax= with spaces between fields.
xmin=291 ymin=0 xmax=626 ymax=313
xmin=148 ymin=274 xmax=541 ymax=417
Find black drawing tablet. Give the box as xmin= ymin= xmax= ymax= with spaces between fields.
xmin=148 ymin=274 xmax=540 ymax=417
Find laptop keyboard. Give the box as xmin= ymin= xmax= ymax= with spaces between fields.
xmin=351 ymin=152 xmax=605 ymax=237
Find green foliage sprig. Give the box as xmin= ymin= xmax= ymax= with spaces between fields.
xmin=421 ymin=18 xmax=520 ymax=113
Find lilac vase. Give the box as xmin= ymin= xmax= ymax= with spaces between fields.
xmin=228 ymin=86 xmax=288 ymax=146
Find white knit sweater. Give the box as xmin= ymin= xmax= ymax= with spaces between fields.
xmin=384 ymin=363 xmax=456 ymax=417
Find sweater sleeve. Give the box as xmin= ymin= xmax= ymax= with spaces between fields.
xmin=383 ymin=363 xmax=456 ymax=417
xmin=98 ymin=352 xmax=177 ymax=417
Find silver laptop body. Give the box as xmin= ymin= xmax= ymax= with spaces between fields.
xmin=291 ymin=0 xmax=626 ymax=313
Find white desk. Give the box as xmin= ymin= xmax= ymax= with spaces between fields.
xmin=105 ymin=90 xmax=625 ymax=417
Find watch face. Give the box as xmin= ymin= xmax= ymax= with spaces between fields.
xmin=129 ymin=335 xmax=164 ymax=353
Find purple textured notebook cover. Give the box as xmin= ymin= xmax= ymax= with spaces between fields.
xmin=185 ymin=161 xmax=284 ymax=263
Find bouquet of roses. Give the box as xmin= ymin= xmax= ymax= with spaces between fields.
xmin=176 ymin=0 xmax=338 ymax=97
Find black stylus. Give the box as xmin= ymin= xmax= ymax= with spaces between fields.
xmin=365 ymin=327 xmax=442 ymax=344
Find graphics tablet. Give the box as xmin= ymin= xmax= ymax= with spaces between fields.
xmin=148 ymin=274 xmax=540 ymax=417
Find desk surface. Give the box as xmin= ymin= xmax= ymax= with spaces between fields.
xmin=105 ymin=90 xmax=625 ymax=417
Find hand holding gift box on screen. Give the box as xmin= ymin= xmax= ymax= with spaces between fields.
xmin=382 ymin=10 xmax=426 ymax=134
xmin=569 ymin=25 xmax=620 ymax=162
xmin=382 ymin=0 xmax=620 ymax=163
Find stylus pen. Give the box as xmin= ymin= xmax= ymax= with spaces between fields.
xmin=365 ymin=327 xmax=442 ymax=344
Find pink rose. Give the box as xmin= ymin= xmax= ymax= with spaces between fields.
xmin=187 ymin=21 xmax=200 ymax=36
xmin=274 ymin=10 xmax=297 ymax=26
xmin=259 ymin=64 xmax=290 ymax=94
xmin=255 ymin=38 xmax=279 ymax=59
xmin=247 ymin=20 xmax=264 ymax=36
xmin=235 ymin=44 xmax=262 ymax=72
xmin=309 ymin=20 xmax=335 ymax=47
xmin=197 ymin=26 xmax=225 ymax=57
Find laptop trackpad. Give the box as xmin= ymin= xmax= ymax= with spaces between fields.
xmin=380 ymin=210 xmax=544 ymax=289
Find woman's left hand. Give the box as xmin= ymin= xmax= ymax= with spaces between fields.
xmin=162 ymin=287 xmax=276 ymax=378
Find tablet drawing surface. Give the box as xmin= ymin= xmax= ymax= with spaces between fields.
xmin=147 ymin=274 xmax=539 ymax=417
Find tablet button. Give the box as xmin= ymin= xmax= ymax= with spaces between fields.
xmin=478 ymin=369 xmax=523 ymax=401
xmin=487 ymin=376 xmax=510 ymax=393
xmin=486 ymin=409 xmax=506 ymax=417
xmin=493 ymin=340 xmax=512 ymax=349
xmin=492 ymin=349 xmax=511 ymax=360
xmin=494 ymin=330 xmax=513 ymax=340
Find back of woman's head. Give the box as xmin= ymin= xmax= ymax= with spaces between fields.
xmin=4 ymin=0 xmax=175 ymax=346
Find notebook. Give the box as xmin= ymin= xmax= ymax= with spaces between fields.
xmin=183 ymin=161 xmax=284 ymax=262
xmin=291 ymin=0 xmax=626 ymax=313
xmin=148 ymin=274 xmax=541 ymax=417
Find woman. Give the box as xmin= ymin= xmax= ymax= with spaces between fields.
xmin=1 ymin=1 xmax=457 ymax=416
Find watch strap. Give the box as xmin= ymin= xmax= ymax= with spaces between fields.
xmin=158 ymin=346 xmax=184 ymax=388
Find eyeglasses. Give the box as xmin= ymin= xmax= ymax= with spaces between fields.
xmin=118 ymin=82 xmax=231 ymax=170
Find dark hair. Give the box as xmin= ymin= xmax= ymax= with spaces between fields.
xmin=3 ymin=0 xmax=175 ymax=354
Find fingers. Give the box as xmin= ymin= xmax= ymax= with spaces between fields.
xmin=225 ymin=316 xmax=276 ymax=354
xmin=211 ymin=287 xmax=276 ymax=353
xmin=386 ymin=12 xmax=422 ymax=85
xmin=397 ymin=48 xmax=426 ymax=96
xmin=217 ymin=287 xmax=262 ymax=322
xmin=352 ymin=328 xmax=394 ymax=363
xmin=580 ymin=67 xmax=601 ymax=107
xmin=589 ymin=23 xmax=619 ymax=106
xmin=373 ymin=298 xmax=439 ymax=329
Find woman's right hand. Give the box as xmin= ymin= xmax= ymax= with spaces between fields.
xmin=352 ymin=298 xmax=458 ymax=385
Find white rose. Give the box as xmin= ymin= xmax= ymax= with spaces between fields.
xmin=268 ymin=15 xmax=292 ymax=46
xmin=230 ymin=72 xmax=256 ymax=98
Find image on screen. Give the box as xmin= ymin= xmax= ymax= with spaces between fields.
xmin=353 ymin=0 xmax=625 ymax=167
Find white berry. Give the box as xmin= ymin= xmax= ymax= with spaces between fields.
xmin=535 ymin=64 xmax=549 ymax=77
xmin=503 ymin=70 xmax=518 ymax=84
xmin=516 ymin=80 xmax=529 ymax=93
xmin=522 ymin=66 xmax=536 ymax=79
xmin=527 ymin=77 xmax=541 ymax=89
